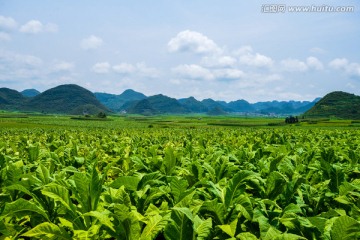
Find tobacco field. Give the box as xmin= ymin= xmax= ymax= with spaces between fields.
xmin=1 ymin=127 xmax=360 ymax=239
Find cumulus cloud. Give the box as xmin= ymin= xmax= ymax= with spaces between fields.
xmin=20 ymin=20 xmax=58 ymax=34
xmin=172 ymin=64 xmax=214 ymax=80
xmin=280 ymin=58 xmax=308 ymax=72
xmin=306 ymin=56 xmax=324 ymax=70
xmin=200 ymin=55 xmax=237 ymax=68
xmin=213 ymin=68 xmax=244 ymax=80
xmin=0 ymin=15 xmax=17 ymax=30
xmin=329 ymin=58 xmax=348 ymax=70
xmin=168 ymin=30 xmax=222 ymax=54
xmin=92 ymin=62 xmax=111 ymax=73
xmin=235 ymin=46 xmax=273 ymax=68
xmin=329 ymin=58 xmax=360 ymax=77
xmin=135 ymin=62 xmax=160 ymax=78
xmin=80 ymin=35 xmax=103 ymax=50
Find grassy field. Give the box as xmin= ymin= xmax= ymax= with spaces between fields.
xmin=0 ymin=113 xmax=360 ymax=239
xmin=0 ymin=113 xmax=358 ymax=129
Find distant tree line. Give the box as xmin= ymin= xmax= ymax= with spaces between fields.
xmin=285 ymin=116 xmax=299 ymax=124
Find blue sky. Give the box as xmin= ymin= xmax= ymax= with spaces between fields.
xmin=0 ymin=0 xmax=359 ymax=102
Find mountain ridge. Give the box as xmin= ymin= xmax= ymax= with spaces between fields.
xmin=0 ymin=84 xmax=324 ymax=115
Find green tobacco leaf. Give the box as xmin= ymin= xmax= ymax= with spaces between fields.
xmin=266 ymin=171 xmax=287 ymax=200
xmin=218 ymin=218 xmax=238 ymax=237
xmin=200 ymin=199 xmax=225 ymax=225
xmin=329 ymin=165 xmax=345 ymax=193
xmin=331 ymin=215 xmax=360 ymax=240
xmin=74 ymin=224 xmax=101 ymax=240
xmin=22 ymin=222 xmax=71 ymax=239
xmin=169 ymin=177 xmax=189 ymax=203
xmin=89 ymin=167 xmax=103 ymax=211
xmin=163 ymin=146 xmax=177 ymax=175
xmin=140 ymin=214 xmax=169 ymax=240
xmin=235 ymin=194 xmax=253 ymax=221
xmin=109 ymin=176 xmax=140 ymax=191
xmin=224 ymin=170 xmax=254 ymax=209
xmin=193 ymin=215 xmax=212 ymax=240
xmin=28 ymin=144 xmax=40 ymax=163
xmin=83 ymin=211 xmax=115 ymax=232
xmin=1 ymin=198 xmax=49 ymax=220
xmin=41 ymin=183 xmax=73 ymax=211
xmin=164 ymin=208 xmax=193 ymax=240
xmin=236 ymin=232 xmax=258 ymax=240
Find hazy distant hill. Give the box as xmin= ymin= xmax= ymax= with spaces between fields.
xmin=304 ymin=91 xmax=360 ymax=119
xmin=95 ymin=89 xmax=146 ymax=111
xmin=21 ymin=89 xmax=40 ymax=97
xmin=227 ymin=99 xmax=254 ymax=112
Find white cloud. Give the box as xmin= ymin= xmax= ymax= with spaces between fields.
xmin=20 ymin=20 xmax=58 ymax=34
xmin=172 ymin=64 xmax=214 ymax=80
xmin=280 ymin=58 xmax=308 ymax=72
xmin=328 ymin=58 xmax=360 ymax=77
xmin=213 ymin=68 xmax=244 ymax=80
xmin=52 ymin=61 xmax=74 ymax=72
xmin=201 ymin=55 xmax=237 ymax=68
xmin=112 ymin=62 xmax=159 ymax=78
xmin=239 ymin=53 xmax=273 ymax=68
xmin=347 ymin=63 xmax=360 ymax=77
xmin=135 ymin=62 xmax=160 ymax=78
xmin=329 ymin=58 xmax=348 ymax=70
xmin=92 ymin=62 xmax=111 ymax=73
xmin=0 ymin=32 xmax=11 ymax=41
xmin=80 ymin=35 xmax=103 ymax=50
xmin=113 ymin=63 xmax=135 ymax=74
xmin=234 ymin=46 xmax=273 ymax=68
xmin=306 ymin=56 xmax=323 ymax=70
xmin=168 ymin=30 xmax=221 ymax=54
xmin=0 ymin=15 xmax=17 ymax=30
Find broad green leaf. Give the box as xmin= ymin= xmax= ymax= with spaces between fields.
xmin=266 ymin=171 xmax=287 ymax=200
xmin=83 ymin=211 xmax=115 ymax=232
xmin=164 ymin=208 xmax=193 ymax=240
xmin=331 ymin=215 xmax=360 ymax=240
xmin=193 ymin=215 xmax=212 ymax=240
xmin=140 ymin=214 xmax=169 ymax=240
xmin=74 ymin=224 xmax=101 ymax=240
xmin=235 ymin=194 xmax=253 ymax=221
xmin=218 ymin=218 xmax=238 ymax=237
xmin=41 ymin=183 xmax=73 ymax=211
xmin=224 ymin=170 xmax=254 ymax=209
xmin=236 ymin=232 xmax=258 ymax=240
xmin=329 ymin=165 xmax=345 ymax=193
xmin=22 ymin=222 xmax=71 ymax=239
xmin=1 ymin=198 xmax=49 ymax=221
xmin=200 ymin=199 xmax=225 ymax=225
xmin=109 ymin=176 xmax=140 ymax=191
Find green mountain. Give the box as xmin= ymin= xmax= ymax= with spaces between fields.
xmin=127 ymin=99 xmax=157 ymax=115
xmin=207 ymin=106 xmax=227 ymax=115
xmin=21 ymin=89 xmax=40 ymax=97
xmin=126 ymin=94 xmax=188 ymax=115
xmin=95 ymin=89 xmax=146 ymax=112
xmin=304 ymin=91 xmax=360 ymax=119
xmin=227 ymin=99 xmax=254 ymax=112
xmin=178 ymin=97 xmax=208 ymax=113
xmin=0 ymin=88 xmax=26 ymax=110
xmin=24 ymin=84 xmax=109 ymax=114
